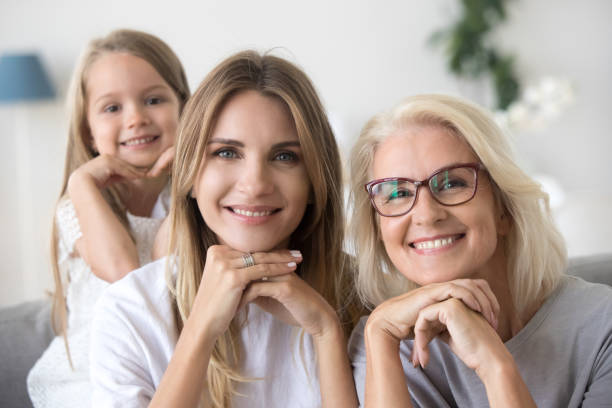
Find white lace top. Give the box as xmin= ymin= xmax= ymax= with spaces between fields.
xmin=27 ymin=186 xmax=170 ymax=408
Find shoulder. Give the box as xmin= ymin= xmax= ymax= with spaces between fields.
xmin=93 ymin=257 xmax=174 ymax=330
xmin=555 ymin=275 xmax=612 ymax=312
xmin=538 ymin=275 xmax=612 ymax=335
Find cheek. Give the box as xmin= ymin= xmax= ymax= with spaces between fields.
xmin=161 ymin=108 xmax=180 ymax=133
xmin=379 ymin=217 xmax=404 ymax=245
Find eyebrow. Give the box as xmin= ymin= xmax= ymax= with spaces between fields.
xmin=92 ymin=84 xmax=171 ymax=105
xmin=207 ymin=138 xmax=301 ymax=149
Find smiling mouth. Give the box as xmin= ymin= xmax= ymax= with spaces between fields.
xmin=121 ymin=135 xmax=159 ymax=146
xmin=410 ymin=234 xmax=465 ymax=250
xmin=228 ymin=207 xmax=281 ymax=217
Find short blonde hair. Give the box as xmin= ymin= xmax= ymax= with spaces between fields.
xmin=348 ymin=94 xmax=567 ymax=315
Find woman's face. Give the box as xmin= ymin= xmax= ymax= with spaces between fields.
xmin=192 ymin=90 xmax=311 ymax=253
xmin=372 ymin=125 xmax=509 ymax=285
xmin=86 ymin=52 xmax=180 ymax=169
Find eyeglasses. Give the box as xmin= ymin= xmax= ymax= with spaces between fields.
xmin=364 ymin=163 xmax=485 ymax=217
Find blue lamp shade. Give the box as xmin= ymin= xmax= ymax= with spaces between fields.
xmin=0 ymin=53 xmax=55 ymax=102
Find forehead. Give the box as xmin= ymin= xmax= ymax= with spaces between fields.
xmin=85 ymin=52 xmax=166 ymax=97
xmin=211 ymin=90 xmax=298 ymax=143
xmin=372 ymin=125 xmax=478 ymax=179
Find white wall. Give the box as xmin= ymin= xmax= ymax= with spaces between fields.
xmin=1 ymin=0 xmax=610 ymax=306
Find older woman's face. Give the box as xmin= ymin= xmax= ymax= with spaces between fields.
xmin=372 ymin=125 xmax=509 ymax=285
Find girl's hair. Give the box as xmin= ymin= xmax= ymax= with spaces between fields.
xmin=348 ymin=94 xmax=567 ymax=316
xmin=50 ymin=29 xmax=190 ymax=341
xmin=166 ymin=50 xmax=360 ymax=407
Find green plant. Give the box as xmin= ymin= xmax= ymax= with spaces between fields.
xmin=431 ymin=0 xmax=520 ymax=110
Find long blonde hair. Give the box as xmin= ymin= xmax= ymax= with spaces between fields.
xmin=50 ymin=29 xmax=190 ymax=342
xmin=348 ymin=94 xmax=567 ymax=316
xmin=166 ymin=50 xmax=360 ymax=407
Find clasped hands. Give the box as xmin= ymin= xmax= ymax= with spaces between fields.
xmin=366 ymin=279 xmax=506 ymax=377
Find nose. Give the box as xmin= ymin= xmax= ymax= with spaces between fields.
xmin=236 ymin=158 xmax=275 ymax=197
xmin=125 ymin=104 xmax=151 ymax=129
xmin=410 ymin=185 xmax=447 ymax=225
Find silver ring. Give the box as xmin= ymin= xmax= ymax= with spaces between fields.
xmin=242 ymin=253 xmax=255 ymax=268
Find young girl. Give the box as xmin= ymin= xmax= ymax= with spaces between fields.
xmin=27 ymin=29 xmax=190 ymax=407
xmin=90 ymin=50 xmax=362 ymax=407
xmin=348 ymin=94 xmax=612 ymax=407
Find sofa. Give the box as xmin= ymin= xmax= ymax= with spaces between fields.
xmin=1 ymin=253 xmax=611 ymax=407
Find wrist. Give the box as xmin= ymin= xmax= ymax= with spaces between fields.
xmin=476 ymin=346 xmax=517 ymax=385
xmin=365 ymin=312 xmax=401 ymax=346
xmin=311 ymin=315 xmax=343 ymax=344
xmin=67 ymin=168 xmax=96 ymax=195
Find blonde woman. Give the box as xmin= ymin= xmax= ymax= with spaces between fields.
xmin=90 ymin=50 xmax=361 ymax=407
xmin=348 ymin=94 xmax=612 ymax=407
xmin=27 ymin=29 xmax=189 ymax=407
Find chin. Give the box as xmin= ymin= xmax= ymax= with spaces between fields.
xmin=223 ymin=238 xmax=283 ymax=254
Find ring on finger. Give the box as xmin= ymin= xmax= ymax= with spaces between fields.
xmin=242 ymin=252 xmax=256 ymax=268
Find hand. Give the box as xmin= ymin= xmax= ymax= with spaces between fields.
xmin=191 ymin=246 xmax=302 ymax=340
xmin=367 ymin=279 xmax=499 ymax=347
xmin=147 ymin=145 xmax=175 ymax=178
xmin=412 ymin=298 xmax=507 ymax=378
xmin=69 ymin=154 xmax=147 ymax=190
xmin=239 ymin=265 xmax=340 ymax=339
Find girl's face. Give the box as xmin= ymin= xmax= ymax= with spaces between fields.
xmin=372 ymin=125 xmax=509 ymax=285
xmin=192 ymin=90 xmax=311 ymax=253
xmin=85 ymin=52 xmax=180 ymax=169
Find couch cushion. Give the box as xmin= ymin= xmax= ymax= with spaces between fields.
xmin=0 ymin=299 xmax=54 ymax=408
xmin=568 ymin=253 xmax=612 ymax=286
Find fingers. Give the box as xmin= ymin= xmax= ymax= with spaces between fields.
xmin=242 ymin=261 xmax=298 ymax=283
xmin=227 ymin=248 xmax=303 ymax=270
xmin=147 ymin=146 xmax=175 ymax=178
xmin=430 ymin=279 xmax=498 ymax=330
xmin=412 ymin=307 xmax=446 ymax=368
xmin=205 ymin=245 xmax=302 ymax=287
xmin=452 ymin=280 xmax=498 ymax=329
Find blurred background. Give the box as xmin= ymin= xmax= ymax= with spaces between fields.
xmin=1 ymin=0 xmax=611 ymax=307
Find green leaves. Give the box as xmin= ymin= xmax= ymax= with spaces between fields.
xmin=431 ymin=0 xmax=520 ymax=110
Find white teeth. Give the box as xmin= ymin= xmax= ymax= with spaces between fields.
xmin=123 ymin=136 xmax=156 ymax=146
xmin=414 ymin=237 xmax=457 ymax=250
xmin=233 ymin=208 xmax=274 ymax=217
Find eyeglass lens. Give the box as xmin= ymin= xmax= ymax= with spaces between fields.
xmin=371 ymin=166 xmax=477 ymax=216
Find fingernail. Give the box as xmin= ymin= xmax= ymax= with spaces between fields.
xmin=290 ymin=250 xmax=302 ymax=258
xmin=287 ymin=262 xmax=296 ymax=268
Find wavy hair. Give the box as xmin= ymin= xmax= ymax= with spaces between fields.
xmin=166 ymin=50 xmax=361 ymax=407
xmin=50 ymin=29 xmax=190 ymax=352
xmin=348 ymin=94 xmax=567 ymax=316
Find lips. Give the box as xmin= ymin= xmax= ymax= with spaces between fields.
xmin=120 ymin=135 xmax=159 ymax=146
xmin=409 ymin=234 xmax=465 ymax=250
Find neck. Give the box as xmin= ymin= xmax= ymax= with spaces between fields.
xmin=119 ymin=175 xmax=168 ymax=217
xmin=475 ymin=245 xmax=528 ymax=342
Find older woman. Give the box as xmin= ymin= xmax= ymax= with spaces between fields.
xmin=348 ymin=94 xmax=612 ymax=407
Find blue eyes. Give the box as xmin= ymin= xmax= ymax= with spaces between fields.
xmin=216 ymin=149 xmax=238 ymax=159
xmin=212 ymin=149 xmax=298 ymax=163
xmin=274 ymin=151 xmax=297 ymax=162
xmin=102 ymin=96 xmax=164 ymax=113
xmin=146 ymin=97 xmax=163 ymax=105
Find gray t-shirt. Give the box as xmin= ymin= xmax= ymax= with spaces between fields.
xmin=349 ymin=276 xmax=612 ymax=407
